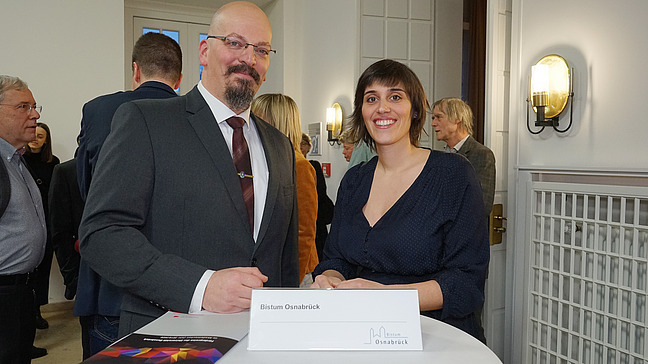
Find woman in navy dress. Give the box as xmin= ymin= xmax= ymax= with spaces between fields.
xmin=311 ymin=59 xmax=489 ymax=341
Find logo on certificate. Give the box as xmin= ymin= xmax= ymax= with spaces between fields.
xmin=365 ymin=326 xmax=409 ymax=346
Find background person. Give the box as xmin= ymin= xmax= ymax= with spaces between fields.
xmin=74 ymin=32 xmax=182 ymax=358
xmin=300 ymin=132 xmax=334 ymax=261
xmin=311 ymin=59 xmax=489 ymax=342
xmin=338 ymin=132 xmax=354 ymax=162
xmin=347 ymin=139 xmax=377 ymax=168
xmin=0 ymin=75 xmax=48 ymax=362
xmin=431 ymin=97 xmax=495 ymax=216
xmin=299 ymin=132 xmax=311 ymax=157
xmin=23 ymin=121 xmax=59 ymax=331
xmin=49 ymin=154 xmax=84 ymax=301
xmin=252 ymin=94 xmax=318 ymax=284
xmin=79 ymin=1 xmax=298 ymax=337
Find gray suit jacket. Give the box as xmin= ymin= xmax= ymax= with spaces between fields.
xmin=79 ymin=87 xmax=299 ymax=335
xmin=457 ymin=135 xmax=496 ymax=216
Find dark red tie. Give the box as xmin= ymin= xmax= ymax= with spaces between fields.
xmin=226 ymin=116 xmax=254 ymax=232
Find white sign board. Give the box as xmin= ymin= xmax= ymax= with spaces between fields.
xmin=248 ymin=288 xmax=422 ymax=351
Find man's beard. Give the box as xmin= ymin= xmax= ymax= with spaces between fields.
xmin=225 ymin=79 xmax=255 ymax=111
xmin=225 ymin=64 xmax=261 ymax=111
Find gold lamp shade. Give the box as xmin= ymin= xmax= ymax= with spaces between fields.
xmin=530 ymin=54 xmax=571 ymax=119
xmin=326 ymin=102 xmax=343 ymax=139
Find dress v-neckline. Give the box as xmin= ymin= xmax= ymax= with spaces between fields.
xmin=362 ymin=151 xmax=433 ymax=228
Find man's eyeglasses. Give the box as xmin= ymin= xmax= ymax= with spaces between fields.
xmin=207 ymin=35 xmax=276 ymax=58
xmin=0 ymin=103 xmax=42 ymax=113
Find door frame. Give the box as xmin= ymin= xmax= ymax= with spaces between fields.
xmin=125 ymin=1 xmax=213 ymax=93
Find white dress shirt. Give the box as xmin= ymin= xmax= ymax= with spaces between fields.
xmin=190 ymin=81 xmax=270 ymax=313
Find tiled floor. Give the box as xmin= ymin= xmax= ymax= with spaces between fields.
xmin=33 ymin=301 xmax=83 ymax=364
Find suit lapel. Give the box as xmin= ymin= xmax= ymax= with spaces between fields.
xmin=184 ymin=87 xmax=251 ymax=230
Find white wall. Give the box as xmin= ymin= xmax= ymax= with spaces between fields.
xmin=258 ymin=0 xmax=286 ymax=95
xmin=2 ymin=0 xmax=125 ymax=163
xmin=2 ymin=0 xmax=125 ymax=303
xmin=267 ymin=0 xmax=360 ymax=201
xmin=297 ymin=0 xmax=360 ymax=201
xmin=512 ymin=0 xmax=648 ymax=171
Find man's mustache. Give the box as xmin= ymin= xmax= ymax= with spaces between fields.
xmin=226 ymin=64 xmax=261 ymax=84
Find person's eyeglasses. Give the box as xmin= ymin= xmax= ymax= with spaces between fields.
xmin=0 ymin=103 xmax=42 ymax=113
xmin=207 ymin=35 xmax=276 ymax=58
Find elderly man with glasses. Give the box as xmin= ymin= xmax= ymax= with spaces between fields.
xmin=0 ymin=75 xmax=48 ymax=363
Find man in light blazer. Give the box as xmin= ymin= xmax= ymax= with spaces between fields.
xmin=431 ymin=97 xmax=495 ymax=217
xmin=79 ymin=1 xmax=299 ymax=337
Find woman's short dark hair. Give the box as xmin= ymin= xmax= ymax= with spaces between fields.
xmin=347 ymin=59 xmax=430 ymax=151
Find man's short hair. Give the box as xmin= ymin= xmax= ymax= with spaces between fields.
xmin=433 ymin=97 xmax=474 ymax=136
xmin=0 ymin=75 xmax=28 ymax=103
xmin=132 ymin=33 xmax=182 ymax=83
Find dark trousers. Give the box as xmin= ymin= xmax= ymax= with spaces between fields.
xmin=79 ymin=315 xmax=120 ymax=359
xmin=0 ymin=279 xmax=36 ymax=364
xmin=33 ymin=239 xmax=53 ymax=306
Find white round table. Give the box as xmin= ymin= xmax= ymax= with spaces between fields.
xmin=136 ymin=311 xmax=502 ymax=364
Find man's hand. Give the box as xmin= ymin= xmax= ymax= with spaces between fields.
xmin=202 ymin=267 xmax=268 ymax=313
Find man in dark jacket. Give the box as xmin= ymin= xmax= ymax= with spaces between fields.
xmin=74 ymin=32 xmax=182 ymax=359
xmin=49 ymin=157 xmax=84 ymax=301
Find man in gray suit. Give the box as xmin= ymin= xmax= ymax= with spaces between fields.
xmin=79 ymin=1 xmax=298 ymax=336
xmin=431 ymin=97 xmax=495 ymax=217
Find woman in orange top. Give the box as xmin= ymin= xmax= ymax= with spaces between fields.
xmin=252 ymin=94 xmax=318 ymax=283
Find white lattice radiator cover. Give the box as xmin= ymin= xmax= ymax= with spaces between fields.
xmin=527 ymin=181 xmax=648 ymax=364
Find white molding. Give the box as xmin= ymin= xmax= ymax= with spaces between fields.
xmin=517 ymin=166 xmax=648 ymax=177
xmin=506 ymin=0 xmax=526 ymax=361
xmin=126 ymin=0 xmax=217 ymax=23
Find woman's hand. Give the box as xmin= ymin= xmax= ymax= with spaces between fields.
xmin=336 ymin=278 xmax=385 ymax=289
xmin=310 ymin=270 xmax=344 ymax=288
xmin=334 ymin=278 xmax=442 ymax=311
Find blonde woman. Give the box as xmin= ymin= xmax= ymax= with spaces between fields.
xmin=251 ymin=94 xmax=318 ymax=284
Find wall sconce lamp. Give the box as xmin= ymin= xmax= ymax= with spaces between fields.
xmin=326 ymin=102 xmax=343 ymax=145
xmin=526 ymin=54 xmax=574 ymax=134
